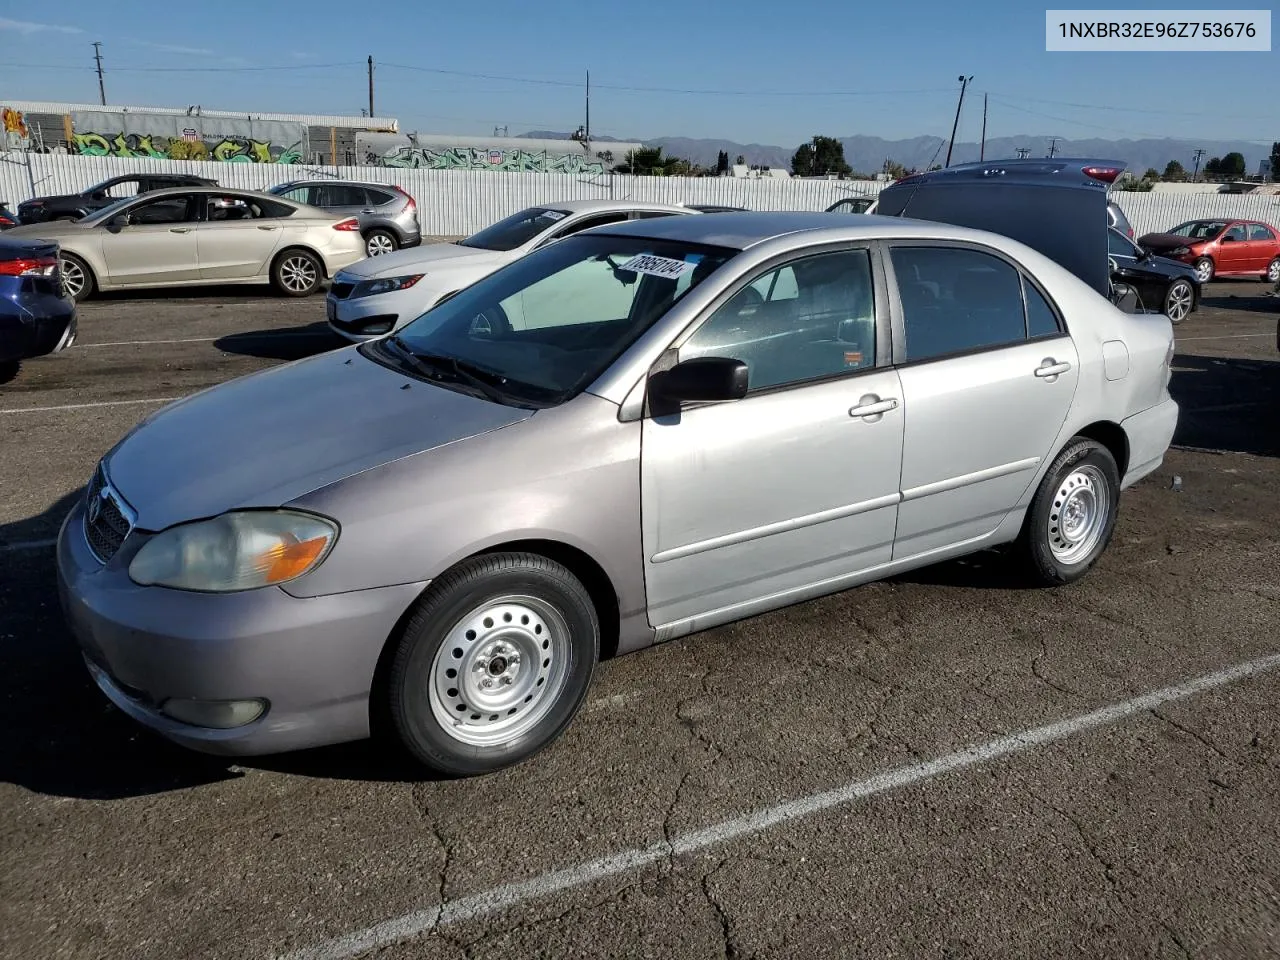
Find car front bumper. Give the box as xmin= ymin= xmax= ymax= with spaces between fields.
xmin=325 ymin=284 xmax=431 ymax=342
xmin=56 ymin=499 xmax=428 ymax=757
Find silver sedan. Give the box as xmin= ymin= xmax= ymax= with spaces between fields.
xmin=57 ymin=211 xmax=1178 ymax=776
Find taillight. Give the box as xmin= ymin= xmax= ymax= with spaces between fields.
xmin=1083 ymin=165 xmax=1122 ymax=183
xmin=333 ymin=218 xmax=361 ymax=231
xmin=0 ymin=256 xmax=58 ymax=277
xmin=397 ymin=187 xmax=416 ymax=211
xmin=1127 ymin=226 xmax=1134 ymax=238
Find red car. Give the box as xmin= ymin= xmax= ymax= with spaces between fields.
xmin=1138 ymin=218 xmax=1280 ymax=285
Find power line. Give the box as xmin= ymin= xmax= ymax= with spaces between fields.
xmin=980 ymin=90 xmax=1274 ymax=122
xmin=2 ymin=61 xmax=360 ymax=73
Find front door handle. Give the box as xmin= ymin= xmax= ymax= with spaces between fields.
xmin=169 ymin=226 xmax=192 ymax=233
xmin=849 ymin=395 xmax=899 ymax=420
xmin=257 ymin=225 xmax=279 ymax=231
xmin=1034 ymin=359 xmax=1071 ymax=379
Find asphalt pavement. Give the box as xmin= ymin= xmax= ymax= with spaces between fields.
xmin=1 ymin=279 xmax=1278 ymax=960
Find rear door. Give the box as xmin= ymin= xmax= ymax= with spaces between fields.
xmin=884 ymin=241 xmax=1080 ymax=559
xmin=100 ymin=193 xmax=201 ymax=285
xmin=1245 ymin=223 xmax=1278 ymax=273
xmin=195 ymin=193 xmax=288 ymax=280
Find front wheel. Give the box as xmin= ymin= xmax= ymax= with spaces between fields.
xmin=386 ymin=552 xmax=599 ymax=777
xmin=1015 ymin=438 xmax=1121 ymax=587
xmin=1265 ymin=257 xmax=1280 ymax=284
xmin=1193 ymin=257 xmax=1214 ymax=284
xmin=1163 ymin=279 xmax=1194 ymax=324
xmin=271 ymin=248 xmax=323 ymax=297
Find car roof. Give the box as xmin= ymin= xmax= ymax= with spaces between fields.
xmin=584 ymin=210 xmax=1045 ymax=252
xmin=537 ymin=198 xmax=693 ymax=215
xmin=273 ymin=179 xmax=405 ymax=190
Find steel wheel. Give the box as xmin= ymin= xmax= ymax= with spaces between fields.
xmin=427 ymin=595 xmax=571 ymax=747
xmin=1164 ymin=280 xmax=1192 ymax=323
xmin=366 ymin=231 xmax=396 ymax=256
xmin=278 ymin=253 xmax=319 ymax=294
xmin=1193 ymin=257 xmax=1214 ymax=284
xmin=1046 ymin=464 xmax=1111 ymax=566
xmin=1266 ymin=258 xmax=1280 ymax=283
xmin=58 ymin=255 xmax=89 ymax=301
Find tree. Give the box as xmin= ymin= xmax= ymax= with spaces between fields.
xmin=882 ymin=159 xmax=909 ymax=179
xmin=1203 ymin=156 xmax=1222 ymax=178
xmin=1219 ymin=152 xmax=1246 ymax=178
xmin=1163 ymin=160 xmax=1186 ymax=181
xmin=715 ymin=150 xmax=729 ymax=175
xmin=1142 ymin=167 xmax=1160 ymax=180
xmin=735 ymin=154 xmax=745 ymax=165
xmin=613 ymin=147 xmax=688 ymax=176
xmin=791 ymin=136 xmax=852 ymax=177
xmin=1269 ymin=142 xmax=1280 ymax=182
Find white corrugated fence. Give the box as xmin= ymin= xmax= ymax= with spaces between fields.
xmin=2 ymin=152 xmax=1277 ymax=238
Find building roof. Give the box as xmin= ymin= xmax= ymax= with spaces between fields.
xmin=0 ymin=100 xmax=398 ymax=131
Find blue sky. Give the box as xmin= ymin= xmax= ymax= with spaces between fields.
xmin=0 ymin=1 xmax=1274 ymax=148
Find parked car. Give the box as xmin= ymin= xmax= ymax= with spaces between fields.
xmin=57 ymin=210 xmax=1177 ymax=776
xmin=267 ymin=180 xmax=421 ymax=258
xmin=0 ymin=201 xmax=18 ymax=230
xmin=1137 ymin=218 xmax=1280 ymax=284
xmin=826 ymin=197 xmax=875 ymax=214
xmin=1107 ymin=227 xmax=1199 ymax=323
xmin=4 ymin=187 xmax=366 ymax=301
xmin=0 ymin=235 xmax=76 ymax=380
xmin=15 ymin=173 xmax=218 ymax=226
xmin=325 ymin=199 xmax=696 ymax=341
xmin=684 ymin=204 xmax=748 ymax=213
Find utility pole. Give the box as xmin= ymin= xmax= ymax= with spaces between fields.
xmin=92 ymin=42 xmax=106 ymax=105
xmin=367 ymin=56 xmax=375 ymax=118
xmin=979 ymin=92 xmax=988 ymax=161
xmin=1191 ymin=148 xmax=1205 ymax=181
xmin=585 ymin=69 xmax=591 ymax=143
xmin=1016 ymin=147 xmax=1031 ymax=159
xmin=1047 ymin=136 xmax=1060 ymax=158
xmin=944 ymin=74 xmax=972 ymax=167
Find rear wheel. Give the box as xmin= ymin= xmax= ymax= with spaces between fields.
xmin=1162 ymin=279 xmax=1193 ymax=324
xmin=365 ymin=229 xmax=398 ymax=257
xmin=271 ymin=248 xmax=322 ymax=297
xmin=58 ymin=252 xmax=93 ymax=302
xmin=1265 ymin=257 xmax=1280 ymax=284
xmin=1015 ymin=438 xmax=1121 ymax=587
xmin=1193 ymin=257 xmax=1214 ymax=284
xmin=386 ymin=552 xmax=600 ymax=777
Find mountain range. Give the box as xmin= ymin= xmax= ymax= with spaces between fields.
xmin=518 ymin=131 xmax=1271 ymax=178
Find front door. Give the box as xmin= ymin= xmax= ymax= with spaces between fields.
xmin=640 ymin=247 xmax=904 ymax=629
xmin=1216 ymin=223 xmax=1249 ymax=273
xmin=100 ymin=193 xmax=200 ymax=285
xmin=885 ymin=242 xmax=1080 ymax=559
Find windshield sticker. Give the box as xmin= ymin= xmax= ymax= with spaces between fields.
xmin=540 ymin=211 xmax=567 ymax=221
xmin=618 ymin=253 xmax=696 ymax=280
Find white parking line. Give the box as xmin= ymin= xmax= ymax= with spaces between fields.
xmin=0 ymin=397 xmax=181 ymax=415
xmin=278 ymin=650 xmax=1280 ymax=960
xmin=1176 ymin=333 xmax=1273 ymax=342
xmin=0 ymin=538 xmax=57 ymax=554
xmin=80 ymin=331 xmax=330 ymax=348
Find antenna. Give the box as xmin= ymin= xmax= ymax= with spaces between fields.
xmin=979 ymin=92 xmax=987 ymax=162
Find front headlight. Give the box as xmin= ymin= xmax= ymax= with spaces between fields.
xmin=353 ymin=274 xmax=424 ymax=298
xmin=128 ymin=510 xmax=338 ymax=592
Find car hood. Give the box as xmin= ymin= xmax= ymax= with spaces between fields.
xmin=1136 ymin=232 xmax=1200 ymax=252
xmin=102 ymin=346 xmax=534 ymax=532
xmin=341 ymin=241 xmax=509 ymax=279
xmin=20 ymin=193 xmax=85 ymax=207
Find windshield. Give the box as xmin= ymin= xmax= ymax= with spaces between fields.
xmin=365 ymin=233 xmax=737 ymax=406
xmin=1170 ymin=220 xmax=1226 ymax=239
xmin=458 ymin=207 xmax=573 ymax=252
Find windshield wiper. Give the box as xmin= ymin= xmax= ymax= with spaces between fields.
xmin=385 ymin=336 xmax=512 ymax=404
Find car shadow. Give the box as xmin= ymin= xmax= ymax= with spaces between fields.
xmin=213 ymin=322 xmax=347 ymax=362
xmin=887 ymin=547 xmax=1038 ymax=591
xmin=0 ymin=490 xmax=432 ymax=799
xmin=1169 ymin=352 xmax=1280 ymax=457
xmin=93 ymin=283 xmax=326 ymax=302
xmin=0 ymin=360 xmax=18 ymax=385
xmin=1199 ymin=289 xmax=1280 ymax=315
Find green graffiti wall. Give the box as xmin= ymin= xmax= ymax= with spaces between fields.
xmin=70 ymin=131 xmax=303 ymax=163
xmin=66 ymin=110 xmax=308 ymax=165
xmin=372 ymin=145 xmax=610 ymax=174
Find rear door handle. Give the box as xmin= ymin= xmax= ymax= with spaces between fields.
xmin=257 ymin=225 xmax=280 ymax=231
xmin=1034 ymin=359 xmax=1071 ymax=378
xmin=360 ymin=208 xmax=376 ymax=214
xmin=849 ymin=395 xmax=899 ymax=419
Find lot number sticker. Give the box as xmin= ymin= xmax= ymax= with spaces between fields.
xmin=618 ymin=253 xmax=695 ymax=279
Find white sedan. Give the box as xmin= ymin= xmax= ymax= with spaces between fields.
xmin=324 ymin=199 xmax=696 ymax=341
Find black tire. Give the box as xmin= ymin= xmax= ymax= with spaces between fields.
xmin=364 ymin=229 xmax=399 ymax=257
xmin=1162 ymin=278 xmax=1194 ymax=324
xmin=1015 ymin=438 xmax=1121 ymax=587
xmin=58 ymin=252 xmax=94 ymax=302
xmin=1193 ymin=256 xmax=1215 ymax=284
xmin=386 ymin=552 xmax=599 ymax=777
xmin=271 ymin=248 xmax=323 ymax=297
xmin=1265 ymin=257 xmax=1280 ymax=284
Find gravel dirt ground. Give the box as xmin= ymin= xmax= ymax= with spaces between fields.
xmin=1 ymin=277 xmax=1277 ymax=960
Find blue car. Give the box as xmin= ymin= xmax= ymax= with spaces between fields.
xmin=0 ymin=235 xmax=77 ymax=378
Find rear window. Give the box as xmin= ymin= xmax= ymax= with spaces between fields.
xmin=458 ymin=207 xmax=573 ymax=252
xmin=366 ymin=188 xmax=398 ymax=206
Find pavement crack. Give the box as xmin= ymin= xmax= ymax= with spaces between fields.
xmin=1029 ymin=789 xmax=1140 ymax=925
xmin=413 ymin=783 xmax=454 ymax=907
xmin=1031 ymin=635 xmax=1076 ymax=696
xmin=1151 ymin=708 xmax=1229 ymax=761
xmin=1159 ymin=920 xmax=1193 ymax=960
xmin=701 ymin=858 xmax=739 ymax=960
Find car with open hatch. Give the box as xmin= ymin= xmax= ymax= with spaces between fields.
xmin=57 ymin=210 xmax=1178 ymax=777
xmin=324 ymin=198 xmax=695 ymax=341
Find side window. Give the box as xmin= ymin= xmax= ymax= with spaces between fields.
xmin=278 ymin=186 xmax=310 ymax=203
xmin=1107 ymin=230 xmax=1134 ymax=257
xmin=106 ymin=179 xmax=141 ymax=199
xmin=1248 ymin=224 xmax=1275 ymax=242
xmin=551 ymin=212 xmax=630 ymax=239
xmin=365 ymin=188 xmax=396 ymax=206
xmin=890 ymin=246 xmax=1027 ymax=362
xmin=1023 ymin=279 xmax=1062 ymax=338
xmin=1224 ymin=224 xmax=1246 ymax=242
xmin=631 ymin=211 xmax=679 ymax=220
xmin=127 ymin=195 xmax=195 ymax=224
xmin=311 ymin=185 xmax=366 ymax=207
xmin=682 ymin=249 xmax=876 ymax=392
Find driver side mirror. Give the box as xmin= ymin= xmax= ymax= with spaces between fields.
xmin=649 ymin=356 xmax=749 ymax=407
xmin=108 ymin=213 xmax=131 ymax=228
